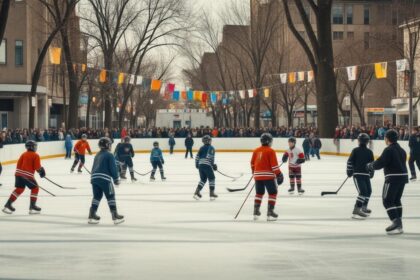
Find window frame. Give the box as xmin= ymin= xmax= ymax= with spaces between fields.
xmin=346 ymin=5 xmax=353 ymax=25
xmin=15 ymin=40 xmax=24 ymax=66
xmin=332 ymin=4 xmax=344 ymax=25
xmin=0 ymin=39 xmax=7 ymax=65
xmin=333 ymin=31 xmax=344 ymax=41
xmin=364 ymin=5 xmax=370 ymax=25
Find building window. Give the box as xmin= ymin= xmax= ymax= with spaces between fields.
xmin=347 ymin=32 xmax=354 ymax=40
xmin=364 ymin=5 xmax=370 ymax=25
xmin=0 ymin=39 xmax=6 ymax=64
xmin=346 ymin=5 xmax=353 ymax=24
xmin=15 ymin=40 xmax=23 ymax=66
xmin=333 ymin=31 xmax=344 ymax=40
xmin=332 ymin=4 xmax=344 ymax=24
xmin=364 ymin=32 xmax=370 ymax=49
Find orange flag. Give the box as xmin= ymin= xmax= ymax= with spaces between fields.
xmin=49 ymin=47 xmax=61 ymax=65
xmin=288 ymin=72 xmax=296 ymax=83
xmin=99 ymin=69 xmax=107 ymax=83
xmin=151 ymin=79 xmax=162 ymax=91
xmin=81 ymin=64 xmax=87 ymax=72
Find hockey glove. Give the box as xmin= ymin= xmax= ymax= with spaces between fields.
xmin=212 ymin=164 xmax=218 ymax=171
xmin=37 ymin=167 xmax=46 ymax=178
xmin=296 ymin=158 xmax=305 ymax=164
xmin=276 ymin=173 xmax=284 ymax=185
xmin=161 ymin=160 xmax=165 ymax=165
xmin=282 ymin=154 xmax=288 ymax=163
xmin=366 ymin=162 xmax=375 ymax=173
xmin=346 ymin=169 xmax=353 ymax=178
xmin=114 ymin=179 xmax=121 ymax=186
xmin=369 ymin=170 xmax=375 ymax=179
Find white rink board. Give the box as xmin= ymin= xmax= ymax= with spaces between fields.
xmin=0 ymin=152 xmax=419 ymax=280
xmin=0 ymin=137 xmax=410 ymax=164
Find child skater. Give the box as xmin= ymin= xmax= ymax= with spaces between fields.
xmin=71 ymin=134 xmax=92 ymax=173
xmin=150 ymin=141 xmax=166 ymax=181
xmin=282 ymin=137 xmax=306 ymax=195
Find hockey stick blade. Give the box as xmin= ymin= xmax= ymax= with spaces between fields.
xmin=321 ymin=191 xmax=337 ymax=196
xmin=226 ymin=176 xmax=253 ymax=192
xmin=44 ymin=177 xmax=77 ymax=190
xmin=134 ymin=170 xmax=152 ymax=177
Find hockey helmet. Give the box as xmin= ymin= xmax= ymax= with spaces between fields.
xmin=98 ymin=137 xmax=112 ymax=150
xmin=385 ymin=129 xmax=398 ymax=143
xmin=25 ymin=140 xmax=38 ymax=152
xmin=260 ymin=133 xmax=273 ymax=146
xmin=202 ymin=135 xmax=212 ymax=145
xmin=153 ymin=141 xmax=159 ymax=147
xmin=124 ymin=136 xmax=131 ymax=143
xmin=81 ymin=134 xmax=88 ymax=140
xmin=288 ymin=137 xmax=296 ymax=144
xmin=357 ymin=133 xmax=370 ymax=145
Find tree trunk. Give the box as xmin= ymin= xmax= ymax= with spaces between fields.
xmin=304 ymin=91 xmax=308 ymax=127
xmin=61 ymin=63 xmax=67 ymax=128
xmin=253 ymin=93 xmax=260 ymax=128
xmin=0 ymin=0 xmax=10 ymax=43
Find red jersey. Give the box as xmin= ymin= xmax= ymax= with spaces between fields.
xmin=251 ymin=146 xmax=281 ymax=181
xmin=74 ymin=140 xmax=91 ymax=155
xmin=15 ymin=151 xmax=41 ymax=180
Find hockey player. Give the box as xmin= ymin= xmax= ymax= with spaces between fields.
xmin=3 ymin=140 xmax=46 ymax=214
xmin=346 ymin=133 xmax=374 ymax=220
xmin=71 ymin=134 xmax=92 ymax=173
xmin=408 ymin=127 xmax=420 ymax=180
xmin=367 ymin=129 xmax=408 ymax=235
xmin=150 ymin=141 xmax=166 ymax=181
xmin=89 ymin=137 xmax=124 ymax=225
xmin=115 ymin=136 xmax=136 ymax=182
xmin=193 ymin=135 xmax=218 ymax=200
xmin=282 ymin=137 xmax=305 ymax=195
xmin=251 ymin=133 xmax=283 ymax=221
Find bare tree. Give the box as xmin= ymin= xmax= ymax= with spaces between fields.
xmin=0 ymin=0 xmax=10 ymax=43
xmin=283 ymin=0 xmax=338 ymax=137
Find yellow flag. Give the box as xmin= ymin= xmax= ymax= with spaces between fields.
xmin=194 ymin=91 xmax=201 ymax=101
xmin=81 ymin=64 xmax=87 ymax=72
xmin=264 ymin=88 xmax=270 ymax=98
xmin=288 ymin=72 xmax=296 ymax=83
xmin=99 ymin=69 xmax=107 ymax=83
xmin=49 ymin=47 xmax=61 ymax=65
xmin=118 ymin=73 xmax=125 ymax=85
xmin=375 ymin=62 xmax=387 ymax=79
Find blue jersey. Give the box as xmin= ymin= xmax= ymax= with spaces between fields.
xmin=116 ymin=143 xmax=134 ymax=159
xmin=150 ymin=147 xmax=163 ymax=162
xmin=91 ymin=150 xmax=119 ymax=185
xmin=195 ymin=144 xmax=215 ymax=168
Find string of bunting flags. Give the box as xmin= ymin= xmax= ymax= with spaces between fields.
xmin=49 ymin=47 xmax=409 ymax=108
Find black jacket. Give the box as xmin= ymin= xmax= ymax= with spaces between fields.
xmin=409 ymin=133 xmax=420 ymax=156
xmin=313 ymin=138 xmax=322 ymax=149
xmin=372 ymin=143 xmax=408 ymax=183
xmin=185 ymin=137 xmax=194 ymax=148
xmin=347 ymin=145 xmax=374 ymax=177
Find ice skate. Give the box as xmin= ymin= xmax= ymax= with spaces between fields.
xmin=88 ymin=208 xmax=101 ymax=224
xmin=29 ymin=202 xmax=41 ymax=215
xmin=362 ymin=206 xmax=372 ymax=216
xmin=288 ymin=187 xmax=294 ymax=195
xmin=410 ymin=176 xmax=416 ymax=181
xmin=112 ymin=211 xmax=125 ymax=225
xmin=193 ymin=187 xmax=202 ymax=200
xmin=120 ymin=174 xmax=127 ymax=180
xmin=130 ymin=173 xmax=137 ymax=182
xmin=298 ymin=188 xmax=305 ymax=196
xmin=161 ymin=174 xmax=167 ymax=181
xmin=253 ymin=205 xmax=261 ymax=221
xmin=210 ymin=190 xmax=218 ymax=201
xmin=267 ymin=205 xmax=278 ymax=221
xmin=386 ymin=219 xmax=403 ymax=235
xmin=2 ymin=201 xmax=15 ymax=214
xmin=70 ymin=167 xmax=75 ymax=173
xmin=352 ymin=207 xmax=368 ymax=220
xmin=150 ymin=175 xmax=156 ymax=182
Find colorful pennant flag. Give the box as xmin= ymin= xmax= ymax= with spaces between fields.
xmin=374 ymin=62 xmax=387 ymax=79
xmin=247 ymin=89 xmax=253 ymax=98
xmin=264 ymin=88 xmax=270 ymax=98
xmin=298 ymin=72 xmax=305 ymax=82
xmin=346 ymin=66 xmax=357 ymax=81
xmin=136 ymin=76 xmax=143 ymax=85
xmin=307 ymin=71 xmax=314 ymax=82
xmin=143 ymin=78 xmax=151 ymax=90
xmin=288 ymin=72 xmax=296 ymax=83
xmin=151 ymin=79 xmax=162 ymax=91
xmin=81 ymin=64 xmax=87 ymax=73
xmin=167 ymin=83 xmax=175 ymax=93
xmin=118 ymin=73 xmax=125 ymax=85
xmin=99 ymin=69 xmax=107 ymax=83
xmin=280 ymin=73 xmax=287 ymax=84
xmin=396 ymin=59 xmax=407 ymax=72
xmin=211 ymin=92 xmax=217 ymax=104
xmin=187 ymin=90 xmax=193 ymax=101
xmin=202 ymin=92 xmax=208 ymax=103
xmin=239 ymin=90 xmax=246 ymax=99
xmin=49 ymin=47 xmax=61 ymax=65
xmin=181 ymin=91 xmax=187 ymax=100
xmin=194 ymin=91 xmax=201 ymax=101
xmin=173 ymin=91 xmax=180 ymax=101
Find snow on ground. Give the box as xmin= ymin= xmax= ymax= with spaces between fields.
xmin=0 ymin=152 xmax=419 ymax=280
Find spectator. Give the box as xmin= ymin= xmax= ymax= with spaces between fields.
xmin=65 ymin=133 xmax=73 ymax=159
xmin=302 ymin=135 xmax=311 ymax=161
xmin=168 ymin=133 xmax=176 ymax=155
xmin=185 ymin=134 xmax=194 ymax=159
xmin=313 ymin=135 xmax=322 ymax=160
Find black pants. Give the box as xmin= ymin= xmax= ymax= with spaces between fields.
xmin=0 ymin=162 xmax=2 ymax=176
xmin=151 ymin=161 xmax=164 ymax=178
xmin=91 ymin=182 xmax=116 ymax=212
xmin=408 ymin=154 xmax=420 ymax=176
xmin=197 ymin=165 xmax=215 ymax=191
xmin=119 ymin=157 xmax=134 ymax=176
xmin=72 ymin=154 xmax=85 ymax=170
xmin=255 ymin=180 xmax=278 ymax=207
xmin=170 ymin=145 xmax=174 ymax=154
xmin=353 ymin=175 xmax=372 ymax=208
xmin=185 ymin=147 xmax=193 ymax=158
xmin=383 ymin=180 xmax=406 ymax=221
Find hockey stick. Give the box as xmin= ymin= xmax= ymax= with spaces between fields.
xmin=227 ymin=176 xmax=253 ymax=192
xmin=234 ymin=184 xmax=255 ymax=219
xmin=39 ymin=186 xmax=56 ymax=197
xmin=134 ymin=170 xmax=153 ymax=176
xmin=217 ymin=170 xmax=244 ymax=181
xmin=43 ymin=177 xmax=77 ymax=190
xmin=21 ymin=177 xmax=56 ymax=197
xmin=83 ymin=165 xmax=91 ymax=174
xmin=321 ymin=177 xmax=349 ymax=196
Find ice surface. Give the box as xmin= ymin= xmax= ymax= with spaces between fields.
xmin=0 ymin=152 xmax=420 ymax=280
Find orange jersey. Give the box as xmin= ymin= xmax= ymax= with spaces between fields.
xmin=15 ymin=151 xmax=41 ymax=180
xmin=74 ymin=140 xmax=91 ymax=155
xmin=251 ymin=146 xmax=281 ymax=181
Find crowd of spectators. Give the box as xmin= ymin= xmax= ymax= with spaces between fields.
xmin=0 ymin=124 xmax=412 ymax=145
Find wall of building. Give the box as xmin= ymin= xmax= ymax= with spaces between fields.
xmin=155 ymin=110 xmax=214 ymax=128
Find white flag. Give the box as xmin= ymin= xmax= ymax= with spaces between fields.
xmin=248 ymin=89 xmax=254 ymax=98
xmin=396 ymin=59 xmax=408 ymax=72
xmin=346 ymin=66 xmax=357 ymax=81
xmin=298 ymin=72 xmax=305 ymax=82
xmin=307 ymin=71 xmax=314 ymax=82
xmin=136 ymin=75 xmax=143 ymax=85
xmin=280 ymin=73 xmax=287 ymax=84
xmin=129 ymin=75 xmax=136 ymax=85
xmin=239 ymin=90 xmax=245 ymax=99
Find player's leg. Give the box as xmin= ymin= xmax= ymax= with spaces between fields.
xmin=408 ymin=155 xmax=416 ymax=180
xmin=71 ymin=153 xmax=80 ymax=172
xmin=77 ymin=155 xmax=86 ymax=173
xmin=288 ymin=168 xmax=295 ymax=194
xmin=296 ymin=167 xmax=304 ymax=195
xmin=189 ymin=147 xmax=193 ymax=158
xmin=266 ymin=180 xmax=278 ymax=221
xmin=158 ymin=162 xmax=166 ymax=180
xmin=194 ymin=168 xmax=207 ymax=200
xmin=208 ymin=168 xmax=217 ymax=200
xmin=120 ymin=161 xmax=128 ymax=179
xmin=150 ymin=161 xmax=158 ymax=181
xmin=363 ymin=177 xmax=373 ymax=214
xmin=28 ymin=184 xmax=41 ymax=214
xmin=127 ymin=158 xmax=136 ymax=181
xmin=352 ymin=177 xmax=369 ymax=219
xmin=253 ymin=181 xmax=265 ymax=220
xmin=383 ymin=181 xmax=403 ymax=234
xmin=394 ymin=182 xmax=406 ymax=221
xmin=103 ymin=182 xmax=124 ymax=224
xmin=88 ymin=183 xmax=103 ymax=224
xmin=3 ymin=177 xmax=26 ymax=214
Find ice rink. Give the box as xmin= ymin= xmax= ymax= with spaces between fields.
xmin=0 ymin=152 xmax=420 ymax=280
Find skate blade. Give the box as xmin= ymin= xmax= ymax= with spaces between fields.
xmin=267 ymin=216 xmax=278 ymax=222
xmin=210 ymin=197 xmax=217 ymax=201
xmin=352 ymin=215 xmax=367 ymax=220
xmin=387 ymin=228 xmax=404 ymax=235
xmin=193 ymin=195 xmax=201 ymax=200
xmin=88 ymin=219 xmax=100 ymax=224
xmin=288 ymin=192 xmax=294 ymax=195
xmin=298 ymin=193 xmax=304 ymax=196
xmin=253 ymin=215 xmax=260 ymax=221
xmin=29 ymin=210 xmax=41 ymax=215
xmin=113 ymin=219 xmax=125 ymax=225
xmin=2 ymin=208 xmax=13 ymax=214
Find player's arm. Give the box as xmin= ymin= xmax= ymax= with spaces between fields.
xmin=109 ymin=154 xmax=120 ymax=184
xmin=346 ymin=150 xmax=355 ymax=177
xmin=281 ymin=152 xmax=289 ymax=163
xmin=369 ymin=149 xmax=390 ymax=171
xmin=296 ymin=152 xmax=305 ymax=164
xmin=87 ymin=142 xmax=92 ymax=155
xmin=35 ymin=154 xmax=46 ymax=178
xmin=271 ymin=151 xmax=283 ymax=185
xmin=250 ymin=151 xmax=256 ymax=173
xmin=130 ymin=145 xmax=135 ymax=158
xmin=159 ymin=149 xmax=164 ymax=164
